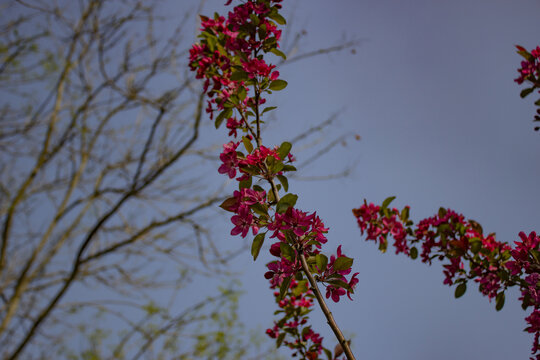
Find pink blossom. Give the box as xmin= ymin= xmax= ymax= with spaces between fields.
xmin=242 ymin=58 xmax=276 ymax=79
xmin=264 ymin=258 xmax=297 ymax=288
xmin=281 ymin=207 xmax=315 ymax=237
xmin=269 ymin=241 xmax=282 ymax=257
xmin=243 ymin=145 xmax=281 ymax=167
xmin=326 ymin=285 xmax=346 ymax=303
xmin=347 ymin=272 xmax=360 ymax=300
xmin=230 ymin=206 xmax=257 ymax=238
xmin=218 ymin=141 xmax=240 ymax=178
xmin=442 ymin=257 xmax=463 ymax=285
xmin=226 ymin=117 xmax=241 ymax=137
xmin=267 ymin=213 xmax=286 ymax=241
xmin=310 ymin=214 xmax=329 ymax=245
xmin=270 ymin=71 xmax=279 ymax=81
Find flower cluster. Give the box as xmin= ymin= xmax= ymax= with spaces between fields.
xmin=218 ymin=141 xmax=282 ymax=181
xmin=515 ymin=45 xmax=540 ymax=85
xmin=318 ymin=246 xmax=359 ymax=303
xmin=266 ymin=279 xmax=341 ymax=359
xmin=352 ymin=201 xmax=408 ymax=255
xmin=190 ymin=1 xmax=356 ymax=358
xmin=354 ymin=198 xmax=540 ymax=359
xmin=514 ymin=45 xmax=540 ymax=131
xmin=189 ymin=0 xmax=284 ymax=121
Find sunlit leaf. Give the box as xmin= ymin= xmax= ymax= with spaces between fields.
xmin=269 ymin=79 xmax=287 ymax=91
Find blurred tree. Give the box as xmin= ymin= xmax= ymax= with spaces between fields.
xmin=0 ymin=0 xmax=358 ymax=358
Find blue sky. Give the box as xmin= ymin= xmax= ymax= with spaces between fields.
xmin=182 ymin=0 xmax=540 ymax=358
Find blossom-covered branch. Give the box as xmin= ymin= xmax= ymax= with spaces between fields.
xmin=189 ymin=1 xmax=357 ymax=359
xmin=353 ymin=197 xmax=540 ymax=360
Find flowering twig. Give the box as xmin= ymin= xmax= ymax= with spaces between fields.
xmin=353 ymin=197 xmax=540 ymax=359
xmin=189 ymin=1 xmax=358 ymax=359
xmin=299 ymin=253 xmax=355 ymax=360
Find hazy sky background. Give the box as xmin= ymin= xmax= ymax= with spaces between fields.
xmin=179 ymin=0 xmax=540 ymax=359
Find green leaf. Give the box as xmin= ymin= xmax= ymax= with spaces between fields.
xmin=470 ymin=238 xmax=482 ymax=254
xmin=142 ymin=302 xmax=161 ymax=315
xmin=410 ymin=246 xmax=418 ymax=260
xmin=454 ymin=283 xmax=467 ymax=298
xmin=251 ymin=233 xmax=266 ymax=261
xmin=262 ymin=106 xmax=277 ymax=114
xmin=249 ymin=14 xmax=260 ymax=25
xmin=520 ymin=87 xmax=535 ymax=98
xmin=267 ymin=188 xmax=276 ymax=203
xmin=276 ymin=193 xmax=298 ymax=214
xmin=495 ymin=292 xmax=505 ymax=311
xmin=263 ymin=36 xmax=277 ymax=51
xmin=269 ymin=12 xmax=286 ymax=25
xmin=325 ymin=279 xmax=352 ymax=292
xmin=438 ymin=207 xmax=447 ymax=218
xmin=276 ymin=332 xmax=286 ymax=348
xmin=219 ymin=197 xmax=237 ymax=212
xmin=278 ymin=275 xmax=292 ymax=301
xmin=333 ymin=256 xmax=353 ymax=271
xmin=230 ymin=70 xmax=249 ymax=81
xmin=270 ymin=47 xmax=286 ymax=59
xmin=378 ymin=238 xmax=388 ymax=253
xmin=522 ymin=294 xmax=531 ymax=310
xmin=381 ymin=196 xmax=396 ymax=211
xmin=270 ymin=161 xmax=284 ymax=174
xmin=280 ymin=242 xmax=295 ymax=262
xmin=292 ymin=280 xmax=308 ymax=297
xmin=277 ymin=141 xmax=292 ymax=160
xmin=238 ymin=86 xmax=247 ymax=101
xmin=240 ymin=165 xmax=260 ymax=176
xmin=258 ymin=26 xmax=267 ymax=42
xmin=250 ymin=203 xmax=268 ymax=217
xmin=215 ymin=107 xmax=232 ymax=129
xmin=283 ymin=230 xmax=296 ymax=244
xmin=517 ymin=50 xmax=535 ymax=62
xmin=269 ymin=79 xmax=288 ymax=91
xmin=535 ymin=98 xmax=540 ymax=106
xmin=323 ymin=348 xmax=333 ymax=360
xmin=242 ymin=136 xmax=253 ymax=153
xmin=239 ymin=176 xmax=252 ymax=189
xmin=276 ymin=175 xmax=289 ymax=192
xmin=400 ymin=206 xmax=410 ymax=222
xmin=282 ymin=164 xmax=297 ymax=172
xmin=315 ymin=254 xmax=328 ymax=273
xmin=266 ymin=155 xmax=276 ymax=168
xmin=205 ymin=34 xmax=217 ymax=51
xmin=532 ymin=249 xmax=540 ymax=263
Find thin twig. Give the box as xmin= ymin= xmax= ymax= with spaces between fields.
xmin=299 ymin=253 xmax=355 ymax=360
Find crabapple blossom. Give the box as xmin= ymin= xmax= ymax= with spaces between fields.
xmin=189 ymin=1 xmax=356 ymax=358
xmin=354 ymin=199 xmax=539 ymax=359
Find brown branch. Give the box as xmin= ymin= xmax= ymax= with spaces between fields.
xmin=0 ymin=0 xmax=106 ymax=273
xmin=79 ymin=194 xmax=225 ymax=264
xmin=282 ymin=39 xmax=365 ymax=66
xmin=4 ymin=91 xmax=205 ymax=359
xmin=299 ymin=253 xmax=355 ymax=360
xmin=0 ymin=0 xmax=101 ymax=330
xmin=251 ymin=78 xmax=355 ymax=359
